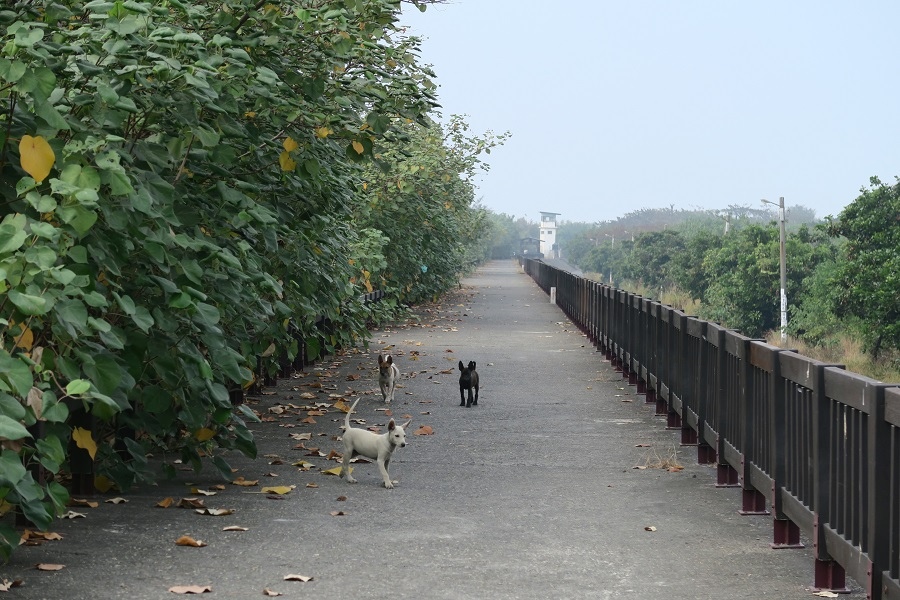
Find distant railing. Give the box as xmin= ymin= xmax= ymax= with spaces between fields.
xmin=523 ymin=258 xmax=900 ymax=599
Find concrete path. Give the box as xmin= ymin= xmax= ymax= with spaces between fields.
xmin=3 ymin=260 xmax=865 ymax=599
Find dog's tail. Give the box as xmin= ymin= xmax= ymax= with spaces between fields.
xmin=344 ymin=397 xmax=361 ymax=431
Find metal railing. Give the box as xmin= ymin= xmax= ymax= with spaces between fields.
xmin=524 ymin=258 xmax=900 ymax=598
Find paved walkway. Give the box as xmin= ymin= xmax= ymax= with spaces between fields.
xmin=4 ymin=261 xmax=864 ymax=599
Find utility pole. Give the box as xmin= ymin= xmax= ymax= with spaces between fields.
xmin=762 ymin=197 xmax=787 ymax=342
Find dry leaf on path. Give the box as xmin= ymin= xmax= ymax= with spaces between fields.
xmin=195 ymin=508 xmax=234 ymax=516
xmin=260 ymin=486 xmax=295 ymax=495
xmin=69 ymin=498 xmax=98 ymax=508
xmin=283 ymin=574 xmax=313 ymax=582
xmin=330 ymin=510 xmax=346 ymax=517
xmin=231 ymin=477 xmax=259 ymax=487
xmin=414 ymin=425 xmax=434 ymax=436
xmin=813 ymin=593 xmax=840 ymax=598
xmin=321 ymin=466 xmax=345 ymax=476
xmin=222 ymin=526 xmax=248 ymax=532
xmin=175 ymin=535 xmax=207 ymax=547
xmin=156 ymin=497 xmax=175 ymax=508
xmin=0 ymin=578 xmax=23 ymax=591
xmin=644 ymin=526 xmax=657 ymax=532
xmin=263 ymin=588 xmax=283 ymax=596
xmin=178 ymin=498 xmax=206 ymax=509
xmin=168 ymin=585 xmax=212 ymax=594
xmin=105 ymin=497 xmax=128 ymax=504
xmin=306 ymin=483 xmax=319 ymax=488
xmin=35 ymin=564 xmax=65 ymax=571
xmin=61 ymin=511 xmax=86 ymax=519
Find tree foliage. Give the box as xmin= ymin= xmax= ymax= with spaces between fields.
xmin=0 ymin=0 xmax=487 ymax=558
xmin=826 ymin=177 xmax=900 ymax=355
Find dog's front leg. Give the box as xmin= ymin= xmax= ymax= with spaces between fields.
xmin=376 ymin=457 xmax=394 ymax=489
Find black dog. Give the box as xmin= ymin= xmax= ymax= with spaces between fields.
xmin=458 ymin=360 xmax=479 ymax=407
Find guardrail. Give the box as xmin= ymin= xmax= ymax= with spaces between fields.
xmin=523 ymin=258 xmax=900 ymax=599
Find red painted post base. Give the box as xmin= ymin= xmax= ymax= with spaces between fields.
xmin=628 ymin=370 xmax=637 ymax=386
xmin=715 ymin=463 xmax=740 ymax=487
xmin=680 ymin=426 xmax=698 ymax=446
xmin=771 ymin=518 xmax=804 ymax=549
xmin=666 ymin=411 xmax=682 ymax=430
xmin=697 ymin=443 xmax=716 ymax=464
xmin=636 ymin=379 xmax=647 ymax=394
xmin=738 ymin=489 xmax=770 ymax=515
xmin=645 ymin=388 xmax=656 ymax=405
xmin=655 ymin=397 xmax=667 ymax=416
xmin=812 ymin=559 xmax=850 ymax=594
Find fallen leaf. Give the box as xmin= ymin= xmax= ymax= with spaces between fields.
xmin=263 ymin=588 xmax=283 ymax=596
xmin=290 ymin=433 xmax=312 ymax=441
xmin=105 ymin=497 xmax=128 ymax=504
xmin=414 ymin=425 xmax=433 ymax=436
xmin=222 ymin=526 xmax=248 ymax=532
xmin=321 ymin=466 xmax=345 ymax=476
xmin=298 ymin=392 xmax=316 ymax=400
xmin=283 ymin=574 xmax=313 ymax=582
xmin=61 ymin=511 xmax=86 ymax=519
xmin=306 ymin=483 xmax=319 ymax=488
xmin=336 ymin=495 xmax=347 ymax=501
xmin=231 ymin=477 xmax=259 ymax=487
xmin=644 ymin=526 xmax=657 ymax=532
xmin=293 ymin=461 xmax=315 ymax=470
xmin=168 ymin=584 xmax=212 ymax=594
xmin=69 ymin=498 xmax=99 ymax=508
xmin=301 ymin=416 xmax=317 ymax=424
xmin=260 ymin=486 xmax=295 ymax=495
xmin=35 ymin=563 xmax=65 ymax=571
xmin=0 ymin=578 xmax=23 ymax=591
xmin=175 ymin=535 xmax=207 ymax=547
xmin=156 ymin=497 xmax=175 ymax=508
xmin=330 ymin=510 xmax=346 ymax=517
xmin=178 ymin=498 xmax=206 ymax=509
xmin=195 ymin=508 xmax=234 ymax=516
xmin=189 ymin=489 xmax=217 ymax=496
xmin=634 ymin=444 xmax=652 ymax=448
xmin=814 ymin=593 xmax=840 ymax=598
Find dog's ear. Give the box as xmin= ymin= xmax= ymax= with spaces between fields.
xmin=387 ymin=419 xmax=396 ymax=431
xmin=378 ymin=355 xmax=385 ymax=366
xmin=386 ymin=355 xmax=393 ymax=365
xmin=469 ymin=361 xmax=476 ymax=370
xmin=458 ymin=360 xmax=464 ymax=371
xmin=400 ymin=419 xmax=412 ymax=429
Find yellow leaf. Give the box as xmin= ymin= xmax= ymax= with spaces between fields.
xmin=279 ymin=151 xmax=296 ymax=171
xmin=282 ymin=136 xmax=298 ymax=152
xmin=351 ymin=140 xmax=364 ymax=155
xmin=315 ymin=126 xmax=332 ymax=139
xmin=194 ymin=428 xmax=215 ymax=442
xmin=72 ymin=427 xmax=97 ymax=460
xmin=93 ymin=475 xmax=114 ymax=493
xmin=12 ymin=322 xmax=34 ymax=351
xmin=321 ymin=466 xmax=346 ymax=476
xmin=244 ymin=111 xmax=256 ymax=118
xmin=260 ymin=485 xmax=295 ymax=495
xmin=19 ymin=135 xmax=55 ymax=183
xmin=364 ymin=279 xmax=373 ymax=293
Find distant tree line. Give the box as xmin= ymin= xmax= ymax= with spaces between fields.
xmin=548 ymin=184 xmax=899 ymax=358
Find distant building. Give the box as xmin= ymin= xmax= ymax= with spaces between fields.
xmin=539 ymin=212 xmax=560 ymax=259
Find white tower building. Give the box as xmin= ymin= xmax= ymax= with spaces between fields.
xmin=539 ymin=212 xmax=560 ymax=258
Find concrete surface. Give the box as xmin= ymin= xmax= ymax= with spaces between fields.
xmin=1 ymin=260 xmax=865 ymax=599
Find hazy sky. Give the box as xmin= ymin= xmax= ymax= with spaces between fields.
xmin=399 ymin=2 xmax=900 ymax=224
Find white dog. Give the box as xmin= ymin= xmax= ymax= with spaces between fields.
xmin=377 ymin=354 xmax=400 ymax=403
xmin=340 ymin=397 xmax=410 ymax=488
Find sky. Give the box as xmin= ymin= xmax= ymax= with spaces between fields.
xmin=399 ymin=1 xmax=900 ymax=224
